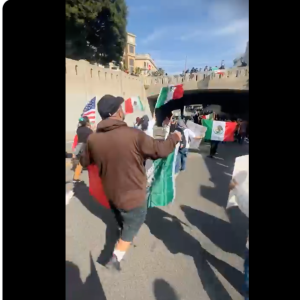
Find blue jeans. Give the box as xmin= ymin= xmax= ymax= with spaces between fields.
xmin=175 ymin=148 xmax=188 ymax=173
xmin=239 ymin=133 xmax=246 ymax=144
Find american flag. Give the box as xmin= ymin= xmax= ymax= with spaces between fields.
xmin=81 ymin=97 xmax=96 ymax=123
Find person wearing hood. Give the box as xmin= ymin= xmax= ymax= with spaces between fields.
xmin=80 ymin=94 xmax=181 ymax=271
xmin=175 ymin=120 xmax=203 ymax=175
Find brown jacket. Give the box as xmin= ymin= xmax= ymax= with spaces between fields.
xmin=80 ymin=118 xmax=180 ymax=211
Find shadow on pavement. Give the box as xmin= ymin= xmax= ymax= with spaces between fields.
xmin=73 ymin=182 xmax=119 ymax=266
xmin=66 ymin=253 xmax=107 ymax=300
xmin=153 ymin=279 xmax=180 ymax=300
xmin=181 ymin=204 xmax=248 ymax=259
xmin=199 ymin=142 xmax=249 ymax=207
xmin=146 ymin=207 xmax=244 ymax=300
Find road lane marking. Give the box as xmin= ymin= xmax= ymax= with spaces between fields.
xmin=66 ymin=190 xmax=74 ymax=205
xmin=224 ymin=172 xmax=232 ymax=176
xmin=216 ymin=162 xmax=229 ymax=168
xmin=214 ymin=156 xmax=224 ymax=160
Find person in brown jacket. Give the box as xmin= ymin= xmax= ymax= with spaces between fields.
xmin=80 ymin=94 xmax=181 ymax=271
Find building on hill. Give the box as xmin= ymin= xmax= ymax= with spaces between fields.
xmin=123 ymin=32 xmax=136 ymax=74
xmin=135 ymin=53 xmax=158 ymax=76
xmin=97 ymin=33 xmax=160 ymax=76
xmin=98 ymin=32 xmax=136 ymax=71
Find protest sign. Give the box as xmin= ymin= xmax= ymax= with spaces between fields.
xmin=186 ymin=120 xmax=207 ymax=149
xmin=227 ymin=155 xmax=249 ymax=217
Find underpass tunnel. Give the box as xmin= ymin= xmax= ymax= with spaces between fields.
xmin=147 ymin=89 xmax=249 ymax=121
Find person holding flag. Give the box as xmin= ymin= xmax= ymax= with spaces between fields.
xmin=201 ymin=115 xmax=236 ymax=158
xmin=175 ymin=120 xmax=204 ymax=174
xmin=73 ymin=116 xmax=93 ymax=182
xmin=72 ymin=96 xmax=96 ymax=146
xmin=72 ymin=97 xmax=96 ymax=181
xmin=80 ymin=94 xmax=181 ymax=271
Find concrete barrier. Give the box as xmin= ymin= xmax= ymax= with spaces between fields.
xmin=66 ymin=59 xmax=151 ymax=139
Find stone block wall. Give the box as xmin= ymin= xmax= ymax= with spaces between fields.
xmin=66 ymin=59 xmax=151 ymax=139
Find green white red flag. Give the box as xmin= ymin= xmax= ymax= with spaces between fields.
xmin=146 ymin=144 xmax=180 ymax=207
xmin=155 ymin=84 xmax=184 ymax=109
xmin=201 ymin=113 xmax=213 ymax=120
xmin=202 ymin=119 xmax=236 ymax=141
xmin=124 ymin=96 xmax=144 ymax=114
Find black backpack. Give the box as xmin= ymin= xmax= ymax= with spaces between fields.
xmin=176 ymin=127 xmax=187 ymax=149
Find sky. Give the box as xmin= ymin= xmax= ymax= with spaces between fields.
xmin=126 ymin=0 xmax=249 ymax=74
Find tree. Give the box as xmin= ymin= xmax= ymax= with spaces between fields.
xmin=135 ymin=67 xmax=142 ymax=75
xmin=119 ymin=60 xmax=127 ymax=71
xmin=66 ymin=0 xmax=128 ymax=65
xmin=151 ymin=68 xmax=165 ymax=77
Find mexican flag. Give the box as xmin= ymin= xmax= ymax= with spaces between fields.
xmin=124 ymin=96 xmax=144 ymax=114
xmin=202 ymin=119 xmax=236 ymax=141
xmin=202 ymin=113 xmax=213 ymax=120
xmin=146 ymin=144 xmax=179 ymax=207
xmin=215 ymin=70 xmax=225 ymax=75
xmin=155 ymin=84 xmax=184 ymax=109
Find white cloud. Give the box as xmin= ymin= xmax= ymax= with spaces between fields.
xmin=134 ymin=0 xmax=249 ymax=72
xmin=155 ymin=59 xmax=185 ymax=67
xmin=179 ymin=29 xmax=204 ymax=41
xmin=212 ymin=19 xmax=248 ymax=36
xmin=179 ymin=18 xmax=248 ymax=41
xmin=208 ymin=0 xmax=248 ymax=23
xmin=141 ymin=28 xmax=172 ymax=44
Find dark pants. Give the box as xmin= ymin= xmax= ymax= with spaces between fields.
xmin=239 ymin=132 xmax=246 ymax=144
xmin=109 ymin=200 xmax=147 ymax=242
xmin=210 ymin=141 xmax=220 ymax=156
xmin=175 ymin=148 xmax=188 ymax=173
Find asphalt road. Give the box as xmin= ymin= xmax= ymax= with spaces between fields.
xmin=66 ymin=141 xmax=249 ymax=300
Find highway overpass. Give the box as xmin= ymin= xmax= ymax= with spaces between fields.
xmin=66 ymin=58 xmax=249 ymax=139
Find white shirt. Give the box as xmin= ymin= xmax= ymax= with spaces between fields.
xmin=164 ymin=124 xmax=170 ymax=139
xmin=145 ymin=119 xmax=156 ymax=137
xmin=184 ymin=128 xmax=196 ymax=148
